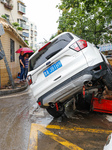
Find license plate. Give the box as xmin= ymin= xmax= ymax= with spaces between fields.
xmin=43 ymin=60 xmax=62 ymax=77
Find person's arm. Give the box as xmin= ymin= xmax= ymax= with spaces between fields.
xmin=20 ymin=59 xmax=25 ymax=68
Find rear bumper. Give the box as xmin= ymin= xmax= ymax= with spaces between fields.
xmin=37 ymin=62 xmax=107 ymax=107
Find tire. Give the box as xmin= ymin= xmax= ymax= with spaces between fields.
xmin=46 ymin=103 xmax=65 ymax=118
xmin=75 ymin=93 xmax=92 ymax=110
xmin=103 ymin=66 xmax=112 ymax=90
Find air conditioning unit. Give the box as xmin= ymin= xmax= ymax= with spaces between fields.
xmin=1 ymin=0 xmax=7 ymax=3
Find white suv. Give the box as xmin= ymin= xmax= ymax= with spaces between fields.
xmin=27 ymin=32 xmax=112 ymax=117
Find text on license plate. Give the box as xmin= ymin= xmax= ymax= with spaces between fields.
xmin=43 ymin=60 xmax=62 ymax=77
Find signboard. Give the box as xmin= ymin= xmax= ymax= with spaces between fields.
xmin=0 ymin=24 xmax=5 ymax=36
xmin=99 ymin=43 xmax=112 ymax=51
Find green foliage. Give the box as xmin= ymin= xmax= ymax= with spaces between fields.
xmin=1 ymin=15 xmax=7 ymax=19
xmin=30 ymin=47 xmax=35 ymax=53
xmin=12 ymin=22 xmax=23 ymax=31
xmin=57 ymin=0 xmax=112 ymax=45
xmin=12 ymin=22 xmax=19 ymax=27
xmin=33 ymin=49 xmax=36 ymax=53
xmin=25 ymin=40 xmax=29 ymax=45
xmin=16 ymin=27 xmax=23 ymax=31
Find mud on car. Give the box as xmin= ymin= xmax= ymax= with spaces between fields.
xmin=27 ymin=32 xmax=112 ymax=118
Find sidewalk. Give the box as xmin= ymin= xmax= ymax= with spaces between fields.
xmin=0 ymin=78 xmax=28 ymax=96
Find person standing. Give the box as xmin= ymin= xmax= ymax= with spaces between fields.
xmin=19 ymin=51 xmax=25 ymax=82
xmin=24 ymin=53 xmax=29 ymax=80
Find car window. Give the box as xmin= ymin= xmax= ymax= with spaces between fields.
xmin=29 ymin=33 xmax=73 ymax=71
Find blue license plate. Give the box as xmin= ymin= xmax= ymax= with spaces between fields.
xmin=43 ymin=60 xmax=62 ymax=77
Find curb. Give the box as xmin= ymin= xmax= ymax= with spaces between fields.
xmin=0 ymin=83 xmax=29 ymax=96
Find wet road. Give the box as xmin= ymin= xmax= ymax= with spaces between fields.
xmin=0 ymin=88 xmax=112 ymax=150
xmin=29 ymin=105 xmax=112 ymax=150
xmin=0 ymin=89 xmax=36 ymax=150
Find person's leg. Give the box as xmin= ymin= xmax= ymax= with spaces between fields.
xmin=24 ymin=68 xmax=26 ymax=79
xmin=24 ymin=68 xmax=28 ymax=79
xmin=20 ymin=66 xmax=24 ymax=81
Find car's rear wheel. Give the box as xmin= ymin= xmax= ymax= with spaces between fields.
xmin=46 ymin=103 xmax=65 ymax=118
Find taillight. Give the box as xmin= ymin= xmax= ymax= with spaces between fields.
xmin=99 ymin=65 xmax=102 ymax=70
xmin=38 ymin=101 xmax=41 ymax=106
xmin=27 ymin=75 xmax=32 ymax=85
xmin=69 ymin=39 xmax=87 ymax=52
xmin=38 ymin=42 xmax=51 ymax=52
xmin=93 ymin=65 xmax=102 ymax=72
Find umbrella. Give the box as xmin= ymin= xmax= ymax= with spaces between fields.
xmin=16 ymin=47 xmax=34 ymax=53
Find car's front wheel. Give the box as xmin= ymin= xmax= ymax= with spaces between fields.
xmin=46 ymin=103 xmax=65 ymax=118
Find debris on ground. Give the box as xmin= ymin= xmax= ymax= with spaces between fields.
xmin=0 ymin=78 xmax=28 ymax=90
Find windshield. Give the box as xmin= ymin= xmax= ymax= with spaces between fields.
xmin=29 ymin=33 xmax=73 ymax=71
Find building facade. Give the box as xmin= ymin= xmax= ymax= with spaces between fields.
xmin=0 ymin=0 xmax=26 ymax=25
xmin=0 ymin=0 xmax=38 ymax=51
xmin=28 ymin=21 xmax=37 ymax=50
xmin=0 ymin=17 xmax=28 ymax=86
xmin=22 ymin=16 xmax=37 ymax=51
xmin=0 ymin=0 xmax=38 ymax=86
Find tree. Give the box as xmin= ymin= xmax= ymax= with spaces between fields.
xmin=57 ymin=0 xmax=112 ymax=45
